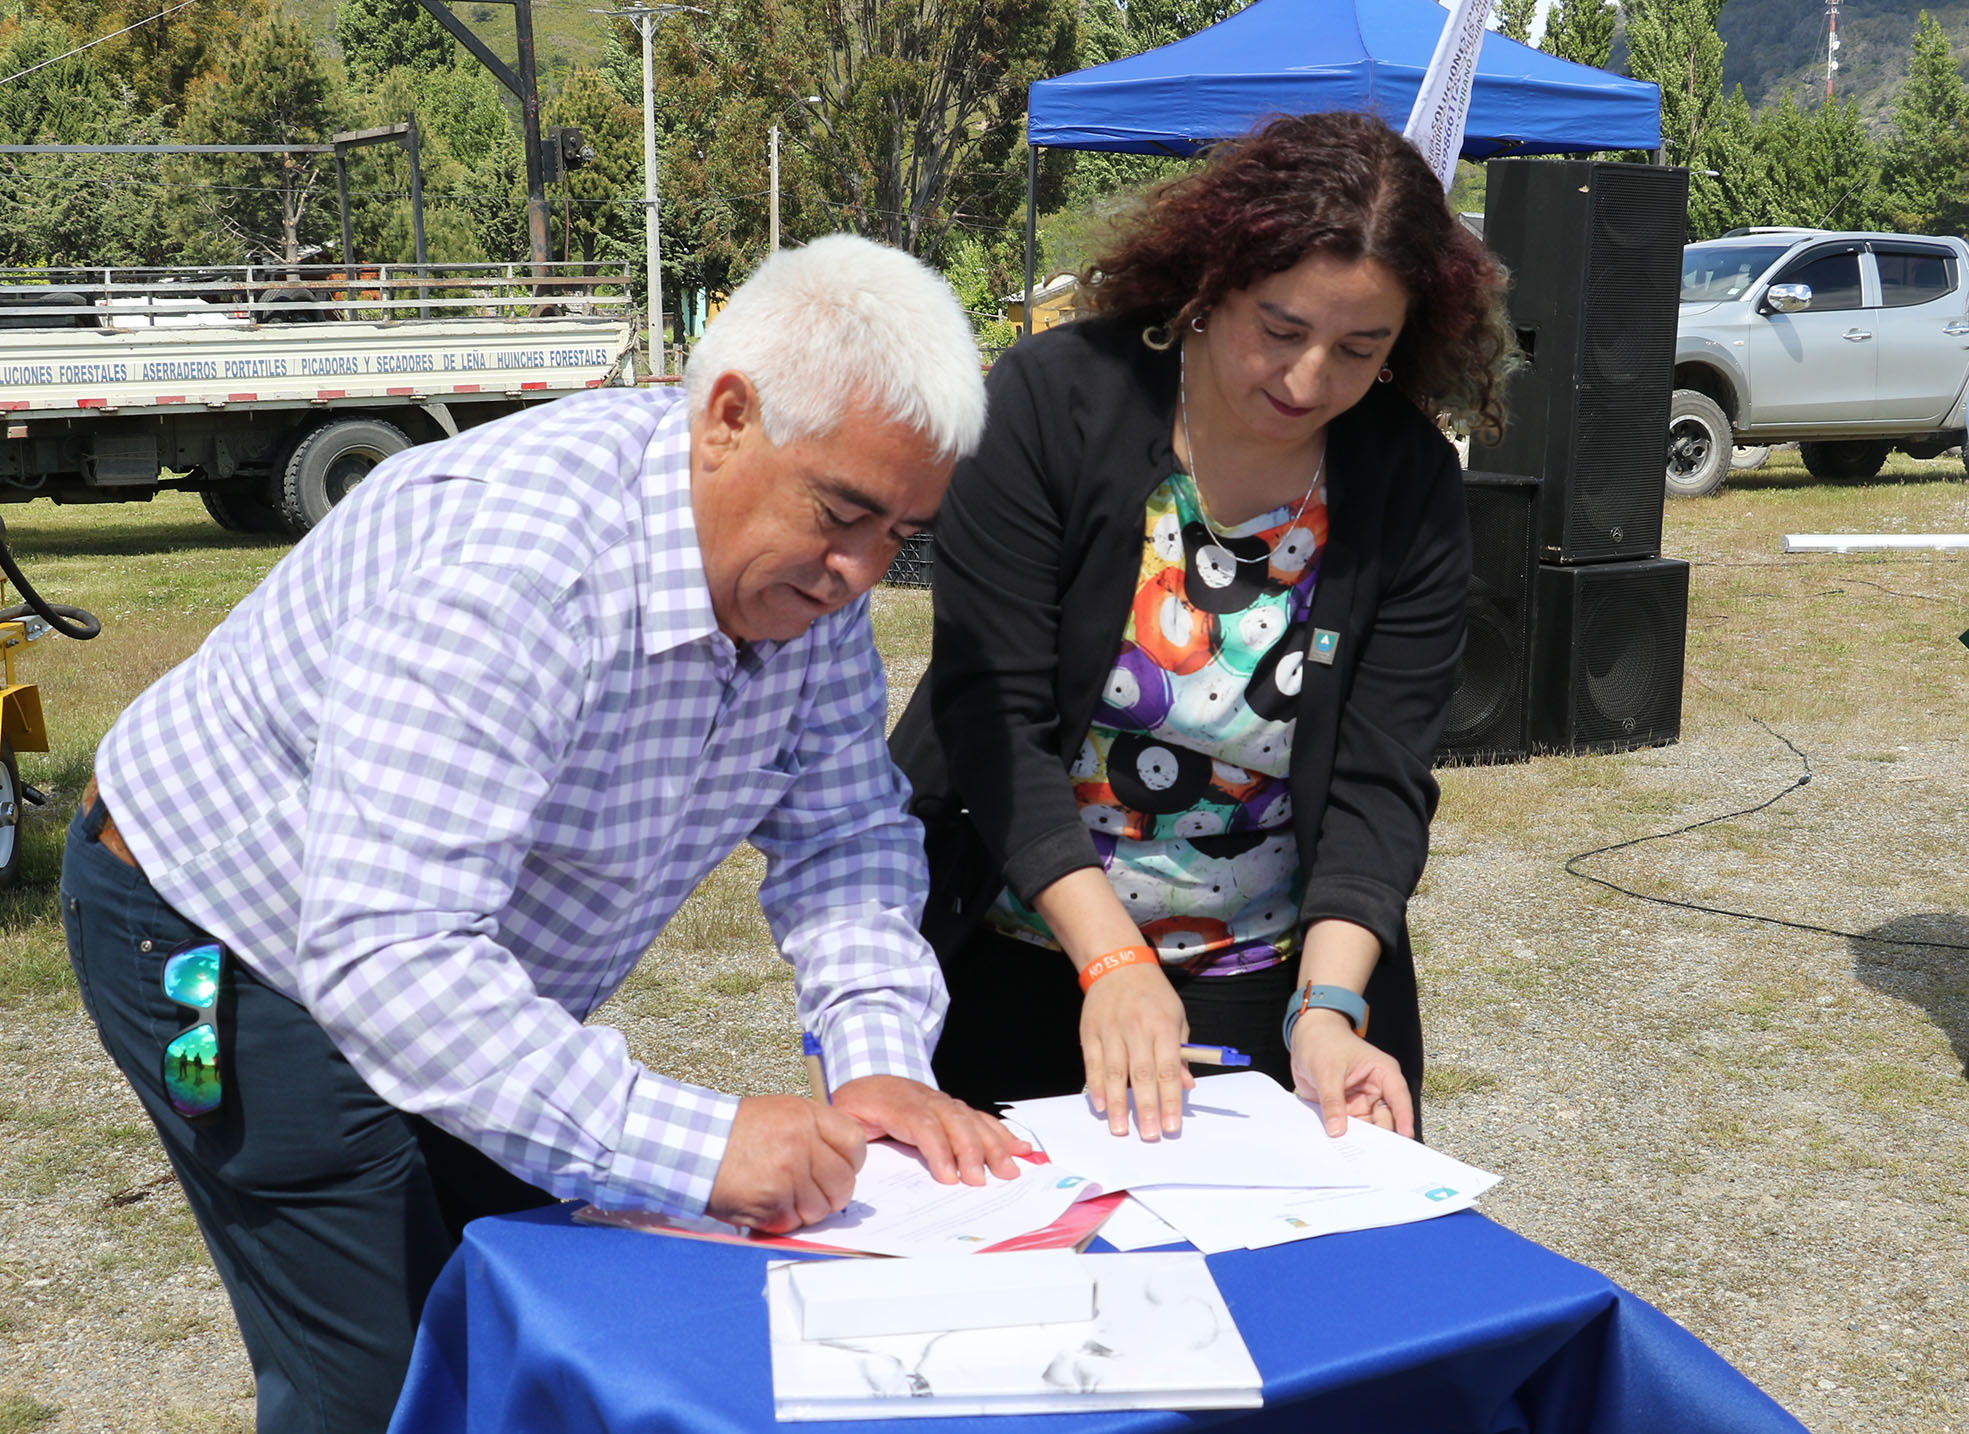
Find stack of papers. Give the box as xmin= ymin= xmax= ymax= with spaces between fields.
xmin=767 ymin=1250 xmax=1262 ymax=1419
xmin=1003 ymin=1071 xmax=1499 ymax=1255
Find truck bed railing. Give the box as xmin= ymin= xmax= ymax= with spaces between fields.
xmin=0 ymin=262 xmax=633 ymax=327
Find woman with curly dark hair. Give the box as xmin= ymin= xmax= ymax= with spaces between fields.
xmin=889 ymin=109 xmax=1513 ymax=1144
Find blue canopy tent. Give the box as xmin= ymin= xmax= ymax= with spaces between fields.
xmin=1019 ymin=0 xmax=1663 ymax=308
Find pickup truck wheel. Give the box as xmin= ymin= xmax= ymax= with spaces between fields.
xmin=1799 ymin=441 xmax=1889 ymax=481
xmin=1665 ymin=389 xmax=1731 ymax=498
xmin=280 ymin=417 xmax=411 ymax=535
xmin=1729 ymin=445 xmax=1771 ymax=471
xmin=201 ymin=489 xmax=289 ymax=535
xmin=0 ymin=741 xmax=19 ymax=888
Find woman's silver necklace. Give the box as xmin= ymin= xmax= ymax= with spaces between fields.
xmin=1178 ymin=347 xmax=1324 ymax=565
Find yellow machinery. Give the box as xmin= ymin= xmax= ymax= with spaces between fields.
xmin=0 ymin=524 xmax=100 ymax=887
xmin=0 ymin=575 xmax=50 ymax=886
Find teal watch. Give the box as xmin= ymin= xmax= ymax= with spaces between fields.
xmin=1282 ymin=983 xmax=1369 ymax=1046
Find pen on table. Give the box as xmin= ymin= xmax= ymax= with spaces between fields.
xmin=1178 ymin=1044 xmax=1251 ymax=1067
xmin=802 ymin=1031 xmax=831 ymax=1103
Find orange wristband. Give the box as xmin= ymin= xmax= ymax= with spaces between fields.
xmin=1078 ymin=944 xmax=1155 ymax=992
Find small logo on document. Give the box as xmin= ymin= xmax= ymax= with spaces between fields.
xmin=1309 ymin=628 xmax=1340 ymax=665
xmin=1422 ymin=1186 xmax=1458 ymax=1202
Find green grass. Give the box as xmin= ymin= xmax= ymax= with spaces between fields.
xmin=0 ymin=1393 xmax=58 ymax=1432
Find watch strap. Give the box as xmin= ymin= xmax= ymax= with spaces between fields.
xmin=1282 ymin=983 xmax=1370 ymax=1046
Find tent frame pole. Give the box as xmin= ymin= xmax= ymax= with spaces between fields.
xmin=1023 ymin=144 xmax=1038 ymax=339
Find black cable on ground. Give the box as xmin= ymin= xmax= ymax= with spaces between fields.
xmin=0 ymin=512 xmax=101 ymax=640
xmin=1562 ymin=684 xmax=1969 ymax=955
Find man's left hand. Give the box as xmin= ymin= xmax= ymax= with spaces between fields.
xmin=829 ymin=1076 xmax=1031 ymax=1185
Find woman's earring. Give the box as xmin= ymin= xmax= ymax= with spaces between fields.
xmin=1190 ymin=312 xmax=1209 ymax=333
xmin=1141 ymin=323 xmax=1174 ymax=352
xmin=1377 ymin=366 xmax=1394 ymax=384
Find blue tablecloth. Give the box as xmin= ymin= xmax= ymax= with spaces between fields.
xmin=388 ymin=1205 xmax=1807 ymax=1433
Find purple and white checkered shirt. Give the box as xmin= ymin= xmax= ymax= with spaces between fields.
xmin=97 ymin=387 xmax=945 ymax=1216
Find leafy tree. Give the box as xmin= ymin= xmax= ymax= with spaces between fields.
xmin=339 ymin=67 xmax=496 ymax=271
xmin=651 ymin=0 xmax=1078 ymax=273
xmin=335 ymin=0 xmax=452 ymax=84
xmin=1493 ymin=0 xmax=1539 ymax=47
xmin=1685 ymin=83 xmax=1777 ymax=236
xmin=1624 ymin=0 xmax=1726 ymax=167
xmin=1752 ymin=90 xmax=1884 ymax=230
xmin=0 ymin=17 xmax=173 ymax=264
xmin=544 ymin=66 xmax=641 ymax=269
xmin=164 ymin=7 xmax=346 ymax=264
xmin=23 ymin=0 xmax=267 ymax=123
xmin=1878 ymin=12 xmax=1969 ymax=233
xmin=1541 ymin=0 xmax=1614 ymax=69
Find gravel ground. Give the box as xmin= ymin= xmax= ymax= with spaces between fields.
xmin=3 ymin=568 xmax=1966 ymax=1432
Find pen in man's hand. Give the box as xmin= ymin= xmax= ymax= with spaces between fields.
xmin=802 ymin=1031 xmax=831 ymax=1103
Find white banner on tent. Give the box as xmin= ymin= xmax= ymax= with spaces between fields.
xmin=1402 ymin=0 xmax=1494 ymax=191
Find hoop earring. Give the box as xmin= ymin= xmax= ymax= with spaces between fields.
xmin=1190 ymin=312 xmax=1209 ymax=333
xmin=1377 ymin=366 xmax=1394 ymax=384
xmin=1141 ymin=323 xmax=1174 ymax=352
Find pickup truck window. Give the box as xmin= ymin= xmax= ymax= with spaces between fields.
xmin=1681 ymin=242 xmax=1789 ymax=301
xmin=1771 ymin=251 xmax=1863 ymax=310
xmin=1874 ymin=249 xmax=1958 ymax=308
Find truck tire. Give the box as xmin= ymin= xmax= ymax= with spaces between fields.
xmin=1799 ymin=441 xmax=1889 ymax=481
xmin=280 ymin=417 xmax=411 ymax=535
xmin=201 ymin=488 xmax=289 ymax=535
xmin=0 ymin=741 xmax=19 ymax=888
xmin=1730 ymin=445 xmax=1771 ymax=471
xmin=1665 ymin=389 xmax=1731 ymax=498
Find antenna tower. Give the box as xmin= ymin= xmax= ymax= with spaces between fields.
xmin=1824 ymin=0 xmax=1842 ymax=100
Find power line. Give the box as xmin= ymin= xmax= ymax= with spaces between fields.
xmin=0 ymin=0 xmax=198 ymax=88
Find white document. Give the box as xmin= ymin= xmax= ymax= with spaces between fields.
xmin=1094 ymin=1195 xmax=1187 ymax=1252
xmin=784 ymin=1140 xmax=1101 ymax=1258
xmin=1003 ymin=1071 xmax=1377 ymax=1192
xmin=767 ymin=1251 xmax=1263 ymax=1420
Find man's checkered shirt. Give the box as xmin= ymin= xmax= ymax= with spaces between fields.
xmin=97 ymin=387 xmax=946 ymax=1217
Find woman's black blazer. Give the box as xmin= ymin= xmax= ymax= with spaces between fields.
xmin=890 ymin=317 xmax=1473 ymax=1106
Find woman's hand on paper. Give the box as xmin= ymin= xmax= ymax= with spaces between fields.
xmin=1079 ymin=963 xmax=1194 ymax=1141
xmin=1289 ymin=1010 xmax=1415 ymax=1139
xmin=830 ymin=1075 xmax=1031 ymax=1186
xmin=708 ymin=1094 xmax=868 ymax=1232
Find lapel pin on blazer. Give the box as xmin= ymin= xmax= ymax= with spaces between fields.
xmin=1309 ymin=628 xmax=1341 ymax=666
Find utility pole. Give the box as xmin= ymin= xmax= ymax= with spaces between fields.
xmin=1824 ymin=0 xmax=1841 ymax=101
xmin=596 ymin=4 xmax=707 ymax=376
xmin=769 ymin=123 xmax=780 ymax=253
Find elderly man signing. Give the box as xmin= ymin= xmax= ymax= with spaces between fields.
xmin=59 ymin=234 xmax=1022 ymax=1434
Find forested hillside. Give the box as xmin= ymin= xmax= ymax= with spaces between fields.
xmin=1718 ymin=0 xmax=1969 ymax=127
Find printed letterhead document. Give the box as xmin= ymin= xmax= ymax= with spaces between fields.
xmin=1003 ymin=1071 xmax=1500 ymax=1253
xmin=767 ymin=1251 xmax=1262 ymax=1420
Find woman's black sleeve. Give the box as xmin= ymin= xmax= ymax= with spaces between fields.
xmin=1298 ymin=435 xmax=1472 ymax=955
xmin=927 ymin=343 xmax=1104 ymax=903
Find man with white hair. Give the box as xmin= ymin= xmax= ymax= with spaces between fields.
xmin=59 ymin=234 xmax=1018 ymax=1434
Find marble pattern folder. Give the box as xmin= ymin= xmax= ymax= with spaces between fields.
xmin=767 ymin=1251 xmax=1263 ymax=1420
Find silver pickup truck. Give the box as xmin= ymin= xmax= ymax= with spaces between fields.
xmin=1666 ymin=228 xmax=1969 ymax=497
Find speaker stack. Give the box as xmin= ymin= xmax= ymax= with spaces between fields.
xmin=1463 ymin=158 xmax=1693 ymax=756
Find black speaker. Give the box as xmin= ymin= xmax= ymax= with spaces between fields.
xmin=883 ymin=531 xmax=935 ymax=588
xmin=1477 ymin=159 xmax=1689 ymax=565
xmin=1530 ymin=558 xmax=1689 ymax=753
xmin=1437 ymin=471 xmax=1540 ymax=764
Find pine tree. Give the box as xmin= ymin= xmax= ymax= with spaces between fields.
xmin=545 ymin=67 xmax=640 ymax=270
xmin=1879 ymin=12 xmax=1969 ymax=234
xmin=1753 ymin=91 xmax=1884 ymax=231
xmin=335 ymin=0 xmax=452 ymax=84
xmin=1493 ymin=0 xmax=1539 ymax=47
xmin=1540 ymin=0 xmax=1614 ymax=69
xmin=165 ymin=8 xmax=346 ymax=264
xmin=1685 ymin=85 xmax=1775 ymax=237
xmin=1624 ymin=0 xmax=1726 ymax=168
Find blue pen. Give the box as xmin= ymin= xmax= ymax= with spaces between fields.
xmin=801 ymin=1031 xmax=831 ymax=1103
xmin=1178 ymin=1043 xmax=1251 ymax=1067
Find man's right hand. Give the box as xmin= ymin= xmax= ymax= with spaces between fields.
xmin=706 ymin=1094 xmax=868 ymax=1233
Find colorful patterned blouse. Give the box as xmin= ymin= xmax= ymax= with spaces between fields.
xmin=985 ymin=466 xmax=1329 ymax=976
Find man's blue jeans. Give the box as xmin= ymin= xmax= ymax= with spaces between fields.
xmin=60 ymin=805 xmax=553 ymax=1434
